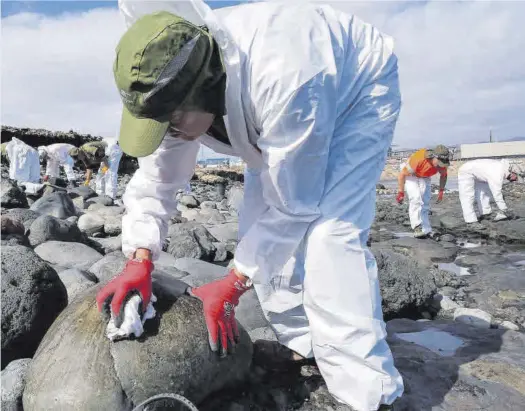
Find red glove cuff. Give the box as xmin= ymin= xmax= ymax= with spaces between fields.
xmin=126 ymin=258 xmax=154 ymax=275
xmin=222 ymin=269 xmax=251 ymax=304
xmin=96 ymin=258 xmax=154 ymax=319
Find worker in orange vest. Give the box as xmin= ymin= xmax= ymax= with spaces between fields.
xmin=396 ymin=145 xmax=450 ymax=238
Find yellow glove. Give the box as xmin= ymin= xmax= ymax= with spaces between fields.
xmin=101 ymin=165 xmax=109 ymax=174
xmin=83 ymin=179 xmax=91 ymax=186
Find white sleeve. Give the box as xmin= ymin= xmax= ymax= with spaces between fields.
xmin=122 ymin=135 xmax=199 ymax=260
xmin=233 ymin=70 xmax=337 ymax=283
xmin=6 ymin=141 xmax=14 ymax=161
xmin=488 ymin=170 xmax=507 ymax=211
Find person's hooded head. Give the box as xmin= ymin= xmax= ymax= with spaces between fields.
xmin=68 ymin=147 xmax=79 ymax=158
xmin=506 ymin=160 xmax=522 ymax=182
xmin=113 ymin=11 xmax=226 ymax=158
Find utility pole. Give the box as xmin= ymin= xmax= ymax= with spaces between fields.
xmin=489 ymin=129 xmax=493 ymax=143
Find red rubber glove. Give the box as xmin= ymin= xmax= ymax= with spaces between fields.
xmin=189 ymin=269 xmax=251 ymax=357
xmin=396 ymin=191 xmax=405 ymax=204
xmin=96 ymin=259 xmax=154 ymax=327
xmin=437 ymin=189 xmax=444 ymax=203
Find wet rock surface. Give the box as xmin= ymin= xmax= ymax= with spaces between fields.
xmin=199 ymin=319 xmax=525 ymax=411
xmin=57 ymin=268 xmax=98 ymax=302
xmin=1 ymin=246 xmax=67 ymax=369
xmin=387 ymin=319 xmax=525 ymax=410
xmin=27 ymin=215 xmax=84 ymax=246
xmin=34 ymin=241 xmax=103 ymax=270
xmin=22 ymin=279 xmax=253 ymax=410
xmin=1 ymin=215 xmax=25 ymax=236
xmin=1 ymin=358 xmax=31 ymax=411
xmin=2 ymin=208 xmax=40 ymax=232
xmin=1 ymin=179 xmax=28 ymax=209
xmin=373 ymin=248 xmax=437 ymax=319
xmin=22 ymin=287 xmax=130 ymax=411
xmin=29 ymin=192 xmax=76 ymax=219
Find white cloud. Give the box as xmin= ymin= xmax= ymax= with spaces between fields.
xmin=2 ymin=9 xmax=126 ymax=137
xmin=2 ymin=1 xmax=525 ymax=152
xmin=319 ymin=0 xmax=525 ymax=147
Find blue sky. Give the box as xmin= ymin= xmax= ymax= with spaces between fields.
xmin=1 ymin=1 xmax=244 ymax=17
xmin=2 ymin=1 xmax=525 ymax=149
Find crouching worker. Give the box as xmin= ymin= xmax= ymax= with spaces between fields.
xmin=96 ymin=1 xmax=404 ymax=410
xmin=396 ymin=145 xmax=450 ymax=238
xmin=69 ymin=140 xmax=122 ymax=198
xmin=458 ymin=159 xmax=520 ymax=229
xmin=38 ymin=143 xmax=77 ymax=187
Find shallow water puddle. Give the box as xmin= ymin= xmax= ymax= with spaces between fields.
xmin=505 ymin=253 xmax=525 ymax=268
xmin=395 ymin=329 xmax=465 ymax=356
xmin=438 ymin=262 xmax=472 ymax=276
xmin=393 ymin=232 xmax=413 ymax=238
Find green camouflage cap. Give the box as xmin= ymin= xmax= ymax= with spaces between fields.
xmin=426 ymin=145 xmax=450 ymax=166
xmin=113 ymin=11 xmax=226 ymax=158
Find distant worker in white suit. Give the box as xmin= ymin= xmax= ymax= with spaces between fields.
xmin=95 ymin=1 xmax=404 ymax=410
xmin=69 ymin=139 xmax=123 ymax=199
xmin=4 ymin=137 xmax=41 ymax=184
xmin=38 ymin=143 xmax=77 ymax=186
xmin=396 ymin=145 xmax=450 ymax=238
xmin=95 ymin=138 xmax=123 ymax=199
xmin=458 ymin=159 xmax=520 ymax=229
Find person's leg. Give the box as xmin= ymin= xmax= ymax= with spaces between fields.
xmin=477 ymin=181 xmax=493 ymax=217
xmin=105 ymin=143 xmax=123 ymax=198
xmin=46 ymin=158 xmax=60 ymax=179
xmin=28 ymin=149 xmax=42 ymax=183
xmin=405 ymin=176 xmax=423 ymax=229
xmin=62 ymin=156 xmax=76 ymax=182
xmin=459 ymin=173 xmax=478 ymax=223
xmin=239 ymin=168 xmax=313 ymax=358
xmin=302 ymin=57 xmax=403 ymax=410
xmin=95 ymin=166 xmax=105 ymax=196
xmin=420 ymin=177 xmax=432 ymax=234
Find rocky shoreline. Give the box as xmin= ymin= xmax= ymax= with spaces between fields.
xmin=2 ymin=130 xmax=525 ymax=410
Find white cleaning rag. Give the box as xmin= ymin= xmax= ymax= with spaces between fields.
xmin=106 ymin=294 xmax=157 ymax=341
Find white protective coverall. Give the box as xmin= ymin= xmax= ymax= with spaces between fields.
xmin=38 ymin=143 xmax=76 ymax=181
xmin=5 ymin=137 xmax=40 ymax=184
xmin=458 ymin=159 xmax=512 ymax=223
xmin=119 ymin=1 xmax=403 ymax=409
xmin=95 ymin=138 xmax=123 ymax=199
xmin=399 ymin=162 xmax=433 ymax=234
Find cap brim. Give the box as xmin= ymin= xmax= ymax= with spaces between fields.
xmin=118 ymin=106 xmax=170 ymax=158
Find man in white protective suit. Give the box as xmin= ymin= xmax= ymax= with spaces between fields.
xmin=38 ymin=143 xmax=78 ymax=186
xmin=458 ymin=159 xmax=520 ymax=230
xmin=69 ymin=139 xmax=123 ymax=199
xmin=95 ymin=138 xmax=123 ymax=199
xmin=396 ymin=145 xmax=450 ymax=238
xmin=96 ymin=1 xmax=403 ymax=409
xmin=4 ymin=137 xmax=41 ymax=184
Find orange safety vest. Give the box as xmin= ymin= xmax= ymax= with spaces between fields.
xmin=405 ymin=149 xmax=447 ymax=178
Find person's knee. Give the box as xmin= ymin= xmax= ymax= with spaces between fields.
xmin=409 ymin=197 xmax=424 ymax=208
